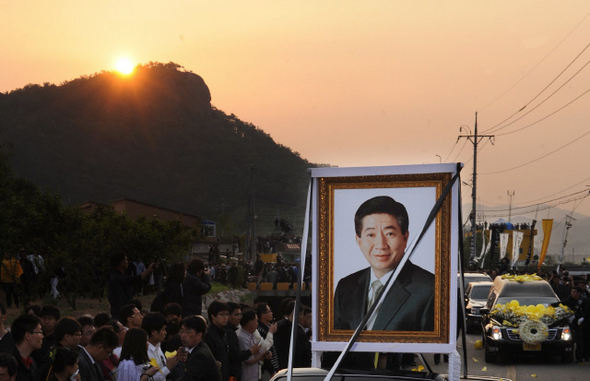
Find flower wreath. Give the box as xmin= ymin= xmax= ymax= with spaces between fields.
xmin=518 ymin=319 xmax=549 ymax=345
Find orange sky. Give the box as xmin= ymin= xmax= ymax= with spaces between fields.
xmin=3 ymin=1 xmax=590 ymax=219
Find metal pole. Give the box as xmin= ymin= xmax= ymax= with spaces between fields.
xmin=471 ymin=113 xmax=478 ymax=261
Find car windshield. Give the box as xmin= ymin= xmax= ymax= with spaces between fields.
xmin=471 ymin=285 xmax=491 ymax=300
xmin=496 ymin=296 xmax=559 ymax=306
xmin=463 ymin=275 xmax=491 ymax=288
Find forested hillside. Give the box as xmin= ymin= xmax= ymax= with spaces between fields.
xmin=0 ymin=62 xmax=320 ymax=235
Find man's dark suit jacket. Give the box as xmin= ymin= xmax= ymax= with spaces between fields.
xmin=333 ymin=260 xmax=434 ymax=331
xmin=78 ymin=348 xmax=103 ymax=381
xmin=177 ymin=341 xmax=222 ymax=381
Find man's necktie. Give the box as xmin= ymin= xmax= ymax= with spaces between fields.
xmin=368 ymin=280 xmax=384 ymax=309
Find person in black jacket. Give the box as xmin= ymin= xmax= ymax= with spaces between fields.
xmin=11 ymin=314 xmax=44 ymax=381
xmin=182 ymin=259 xmax=211 ymax=317
xmin=163 ymin=263 xmax=186 ymax=306
xmin=177 ymin=316 xmax=221 ymax=381
xmin=107 ymin=252 xmax=153 ymax=320
xmin=225 ymin=303 xmax=260 ymax=381
xmin=78 ymin=327 xmax=119 ymax=381
xmin=203 ymin=301 xmax=230 ymax=381
xmin=273 ymin=302 xmax=311 ymax=370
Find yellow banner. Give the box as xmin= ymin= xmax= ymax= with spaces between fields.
xmin=538 ymin=219 xmax=553 ymax=270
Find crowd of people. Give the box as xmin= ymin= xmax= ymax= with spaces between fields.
xmin=0 ymin=251 xmax=312 ymax=381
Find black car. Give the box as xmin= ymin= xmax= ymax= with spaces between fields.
xmin=458 ymin=272 xmax=492 ymax=294
xmin=481 ymin=276 xmax=574 ymax=363
xmin=464 ymin=281 xmax=492 ymax=333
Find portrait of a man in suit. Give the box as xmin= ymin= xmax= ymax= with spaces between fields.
xmin=333 ymin=195 xmax=434 ymax=331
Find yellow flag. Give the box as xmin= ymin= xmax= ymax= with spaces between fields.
xmin=538 ymin=219 xmax=553 ymax=270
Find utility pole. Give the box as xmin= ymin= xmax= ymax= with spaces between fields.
xmin=458 ymin=112 xmax=494 ymax=260
xmin=246 ymin=165 xmax=257 ymax=263
xmin=507 ymin=190 xmax=515 ymax=223
xmin=558 ymin=214 xmax=576 ymax=271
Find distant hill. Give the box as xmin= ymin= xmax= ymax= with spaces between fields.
xmin=0 ymin=62 xmax=322 ymax=236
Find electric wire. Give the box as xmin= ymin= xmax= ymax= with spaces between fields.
xmin=442 ymin=139 xmax=460 ymax=162
xmin=485 ymin=53 xmax=590 ymax=134
xmin=478 ymin=176 xmax=590 ymax=207
xmin=479 ymin=9 xmax=590 ymax=113
xmin=496 ymin=86 xmax=590 ymax=136
xmin=482 ymin=189 xmax=589 ymax=213
xmin=480 ymin=128 xmax=590 ymax=175
xmin=480 ymin=192 xmax=589 ymax=218
xmin=450 ymin=138 xmax=470 ymax=163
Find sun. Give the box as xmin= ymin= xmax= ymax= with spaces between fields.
xmin=115 ymin=58 xmax=135 ymax=75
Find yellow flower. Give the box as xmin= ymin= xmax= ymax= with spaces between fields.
xmin=149 ymin=358 xmax=160 ymax=370
xmin=165 ymin=351 xmax=177 ymax=359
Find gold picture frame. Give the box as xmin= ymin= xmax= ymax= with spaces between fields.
xmin=316 ymin=171 xmax=453 ymax=344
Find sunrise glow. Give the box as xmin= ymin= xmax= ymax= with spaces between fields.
xmin=115 ymin=58 xmax=135 ymax=75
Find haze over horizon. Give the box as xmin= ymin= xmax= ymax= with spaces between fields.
xmin=3 ymin=1 xmax=590 ymax=221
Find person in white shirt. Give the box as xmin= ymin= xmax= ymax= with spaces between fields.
xmin=142 ymin=313 xmax=180 ymax=381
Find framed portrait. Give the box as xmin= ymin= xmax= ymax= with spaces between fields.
xmin=310 ymin=164 xmax=460 ymax=353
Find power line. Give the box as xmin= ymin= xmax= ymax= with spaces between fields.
xmin=496 ymin=86 xmax=590 ymax=136
xmin=480 ymin=190 xmax=590 ymax=218
xmin=483 ymin=189 xmax=589 ymax=213
xmin=479 ymin=176 xmax=590 ymax=207
xmin=480 ymin=127 xmax=590 ymax=175
xmin=485 ymin=52 xmax=590 ymax=134
xmin=479 ymin=9 xmax=590 ymax=113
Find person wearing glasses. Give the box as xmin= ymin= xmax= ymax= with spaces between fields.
xmin=38 ymin=317 xmax=82 ymax=381
xmin=177 ymin=316 xmax=221 ymax=381
xmin=11 ymin=314 xmax=44 ymax=381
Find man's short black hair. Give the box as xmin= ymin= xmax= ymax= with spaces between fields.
xmin=300 ymin=305 xmax=312 ymax=316
xmin=51 ymin=347 xmax=79 ymax=373
xmin=110 ymin=251 xmax=127 ymax=268
xmin=141 ymin=313 xmax=167 ymax=337
xmin=240 ymin=310 xmax=257 ymax=327
xmin=284 ymin=301 xmax=296 ymax=317
xmin=227 ymin=302 xmax=241 ymax=314
xmin=162 ymin=303 xmax=182 ymax=317
xmin=187 ymin=259 xmax=205 ymax=275
xmin=207 ymin=300 xmax=229 ymax=318
xmin=11 ymin=314 xmax=41 ymax=345
xmin=24 ymin=304 xmax=41 ymax=317
xmin=40 ymin=305 xmax=61 ymax=320
xmin=93 ymin=313 xmax=111 ymax=328
xmin=89 ymin=326 xmax=119 ymax=348
xmin=104 ymin=319 xmax=122 ymax=334
xmin=253 ymin=302 xmax=269 ymax=319
xmin=0 ymin=303 xmax=6 ymax=316
xmin=119 ymin=304 xmax=136 ymax=326
xmin=354 ymin=195 xmax=409 ymax=236
xmin=77 ymin=316 xmax=95 ymax=330
xmin=0 ymin=353 xmax=17 ymax=376
xmin=54 ymin=317 xmax=81 ymax=342
xmin=130 ymin=298 xmax=143 ymax=312
xmin=181 ymin=315 xmax=207 ymax=334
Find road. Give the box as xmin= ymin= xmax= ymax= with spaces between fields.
xmin=424 ymin=332 xmax=589 ymax=380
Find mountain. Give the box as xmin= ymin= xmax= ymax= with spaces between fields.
xmin=0 ymin=62 xmax=321 ymax=236
xmin=464 ymin=202 xmax=590 ymax=263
